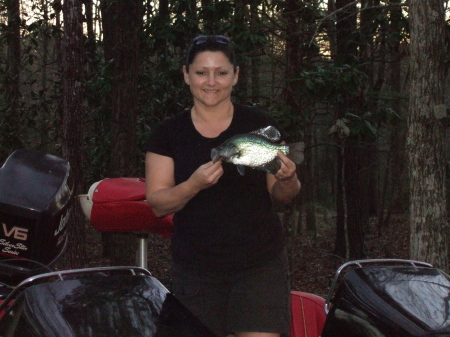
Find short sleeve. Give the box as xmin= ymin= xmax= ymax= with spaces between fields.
xmin=142 ymin=120 xmax=174 ymax=158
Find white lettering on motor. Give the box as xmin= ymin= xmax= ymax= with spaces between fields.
xmin=0 ymin=239 xmax=28 ymax=256
xmin=56 ymin=230 xmax=68 ymax=247
xmin=2 ymin=223 xmax=28 ymax=241
xmin=54 ymin=209 xmax=71 ymax=236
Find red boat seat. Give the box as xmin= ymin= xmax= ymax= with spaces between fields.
xmin=290 ymin=291 xmax=326 ymax=337
xmin=79 ymin=178 xmax=173 ymax=238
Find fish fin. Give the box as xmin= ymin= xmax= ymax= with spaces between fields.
xmin=288 ymin=142 xmax=305 ymax=164
xmin=261 ymin=157 xmax=282 ymax=174
xmin=237 ymin=165 xmax=246 ymax=175
xmin=251 ymin=126 xmax=281 ymax=142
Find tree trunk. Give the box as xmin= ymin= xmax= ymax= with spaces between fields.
xmin=200 ymin=0 xmax=213 ymax=33
xmin=336 ymin=0 xmax=366 ymax=259
xmin=407 ymin=0 xmax=448 ymax=270
xmin=83 ymin=0 xmax=96 ymax=64
xmin=283 ymin=0 xmax=317 ymax=235
xmin=186 ymin=0 xmax=197 ymax=30
xmin=59 ymin=0 xmax=86 ymax=269
xmin=100 ymin=0 xmax=144 ymax=265
xmin=360 ymin=0 xmax=381 ymax=221
xmin=103 ymin=0 xmax=143 ymax=178
xmin=159 ymin=0 xmax=169 ymax=16
xmin=334 ymin=140 xmax=346 ymax=258
xmin=303 ymin=126 xmax=316 ymax=234
xmin=234 ymin=0 xmax=249 ymax=99
xmin=250 ymin=1 xmax=260 ymax=101
xmin=1 ymin=0 xmax=22 ymax=161
xmin=345 ymin=142 xmax=367 ymax=259
xmin=326 ymin=0 xmax=337 ymax=56
xmin=53 ymin=0 xmax=64 ymax=148
xmin=382 ymin=0 xmax=407 ymax=228
xmin=326 ymin=0 xmax=346 ymax=258
xmin=39 ymin=0 xmax=52 ymax=151
xmin=6 ymin=0 xmax=20 ymax=111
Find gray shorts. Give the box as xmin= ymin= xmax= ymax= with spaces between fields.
xmin=171 ymin=249 xmax=291 ymax=337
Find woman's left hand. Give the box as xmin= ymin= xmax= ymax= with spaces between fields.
xmin=275 ymin=152 xmax=297 ymax=182
xmin=267 ymin=152 xmax=301 ymax=204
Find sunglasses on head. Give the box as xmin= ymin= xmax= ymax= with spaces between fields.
xmin=193 ymin=35 xmax=230 ymax=45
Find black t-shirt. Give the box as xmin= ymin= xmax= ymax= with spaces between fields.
xmin=144 ymin=104 xmax=287 ymax=272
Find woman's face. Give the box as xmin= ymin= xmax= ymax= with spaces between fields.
xmin=183 ymin=51 xmax=239 ymax=109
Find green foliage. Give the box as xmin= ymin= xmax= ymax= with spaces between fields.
xmin=0 ymin=0 xmax=69 ymax=158
xmin=292 ymin=63 xmax=367 ymax=105
xmin=0 ymin=0 xmax=423 ymax=185
xmin=268 ymin=106 xmax=305 ymax=141
xmin=287 ymin=61 xmax=404 ymax=141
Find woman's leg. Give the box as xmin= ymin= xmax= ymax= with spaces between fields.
xmin=171 ymin=264 xmax=232 ymax=337
xmin=227 ymin=250 xmax=291 ymax=336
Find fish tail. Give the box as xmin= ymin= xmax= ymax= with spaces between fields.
xmin=288 ymin=142 xmax=305 ymax=164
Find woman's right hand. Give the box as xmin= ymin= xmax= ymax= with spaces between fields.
xmin=146 ymin=152 xmax=223 ymax=217
xmin=188 ymin=160 xmax=224 ymax=192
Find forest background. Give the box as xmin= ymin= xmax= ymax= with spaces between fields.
xmin=0 ymin=0 xmax=449 ymax=288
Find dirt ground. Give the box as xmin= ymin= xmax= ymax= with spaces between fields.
xmin=287 ymin=214 xmax=410 ymax=296
xmin=84 ymin=212 xmax=410 ymax=297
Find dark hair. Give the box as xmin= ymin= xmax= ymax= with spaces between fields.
xmin=185 ymin=35 xmax=237 ymax=72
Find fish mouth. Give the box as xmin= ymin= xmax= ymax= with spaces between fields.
xmin=211 ymin=148 xmax=221 ymax=162
xmin=211 ymin=146 xmax=239 ymax=163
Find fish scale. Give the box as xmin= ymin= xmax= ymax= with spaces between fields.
xmin=230 ymin=137 xmax=288 ymax=167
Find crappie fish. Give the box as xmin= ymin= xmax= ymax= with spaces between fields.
xmin=211 ymin=126 xmax=304 ymax=175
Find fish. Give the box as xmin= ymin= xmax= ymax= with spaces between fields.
xmin=211 ymin=126 xmax=305 ymax=175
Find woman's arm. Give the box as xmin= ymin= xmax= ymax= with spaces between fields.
xmin=145 ymin=152 xmax=224 ymax=217
xmin=267 ymin=151 xmax=301 ymax=204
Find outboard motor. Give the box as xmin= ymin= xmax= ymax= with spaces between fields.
xmin=0 ymin=151 xmax=219 ymax=337
xmin=0 ymin=149 xmax=72 ymax=285
xmin=321 ymin=260 xmax=450 ymax=337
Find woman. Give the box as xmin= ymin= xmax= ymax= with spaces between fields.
xmin=144 ymin=35 xmax=301 ymax=337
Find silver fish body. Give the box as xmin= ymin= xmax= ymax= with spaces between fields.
xmin=211 ymin=126 xmax=304 ymax=175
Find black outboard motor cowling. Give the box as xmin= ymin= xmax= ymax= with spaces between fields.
xmin=0 ymin=149 xmax=72 ymax=283
xmin=321 ymin=265 xmax=450 ymax=337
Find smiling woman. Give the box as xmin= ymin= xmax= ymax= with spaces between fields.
xmin=144 ymin=35 xmax=301 ymax=337
xmin=183 ymin=50 xmax=239 ymax=120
